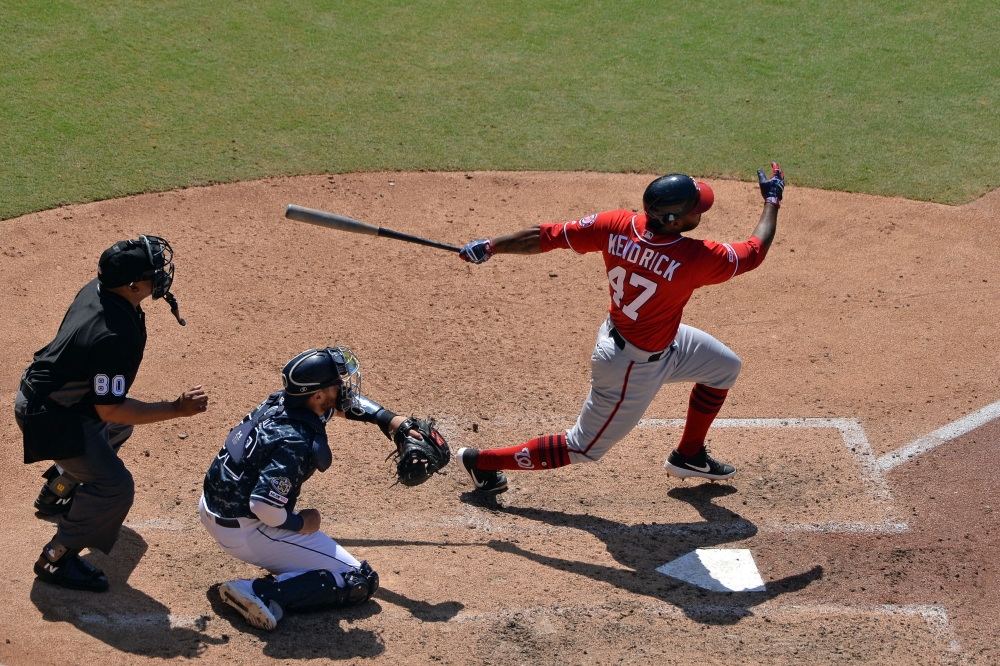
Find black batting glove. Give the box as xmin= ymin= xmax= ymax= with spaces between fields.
xmin=459 ymin=238 xmax=494 ymax=264
xmin=757 ymin=162 xmax=784 ymax=207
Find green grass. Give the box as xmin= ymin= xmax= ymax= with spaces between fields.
xmin=1 ymin=0 xmax=998 ymax=218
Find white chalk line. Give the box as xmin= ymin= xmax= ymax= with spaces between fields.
xmin=124 ymin=518 xmax=188 ymax=531
xmin=390 ymin=511 xmax=907 ymax=537
xmin=639 ymin=417 xmax=898 ymax=528
xmin=77 ymin=613 xmax=208 ymax=630
xmin=876 ymin=398 xmax=1000 ymax=473
xmin=448 ymin=600 xmax=963 ymax=655
xmin=70 ymin=603 xmax=964 ymax=657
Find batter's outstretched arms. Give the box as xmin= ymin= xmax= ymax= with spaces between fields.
xmin=459 ymin=163 xmax=784 ymax=263
xmin=458 ymin=228 xmax=541 ymax=264
xmin=753 ymin=162 xmax=784 ymax=252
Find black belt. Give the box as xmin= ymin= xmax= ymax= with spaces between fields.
xmin=215 ymin=516 xmax=241 ymax=528
xmin=609 ymin=326 xmax=669 ymax=362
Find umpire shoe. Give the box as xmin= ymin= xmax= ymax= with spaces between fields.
xmin=664 ymin=447 xmax=737 ymax=481
xmin=34 ymin=551 xmax=109 ymax=592
xmin=34 ymin=484 xmax=74 ymax=516
xmin=457 ymin=447 xmax=508 ymax=495
xmin=220 ymin=579 xmax=283 ymax=631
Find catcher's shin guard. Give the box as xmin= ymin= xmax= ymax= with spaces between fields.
xmin=252 ymin=562 xmax=378 ymax=614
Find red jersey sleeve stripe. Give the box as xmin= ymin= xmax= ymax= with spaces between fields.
xmin=723 ymin=243 xmax=739 ymax=280
xmin=563 ymin=224 xmax=582 ymax=254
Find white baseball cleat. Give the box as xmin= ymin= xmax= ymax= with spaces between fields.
xmin=220 ymin=579 xmax=283 ymax=631
xmin=664 ymin=448 xmax=737 ymax=481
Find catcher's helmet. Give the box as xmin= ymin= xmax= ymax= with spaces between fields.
xmin=281 ymin=346 xmax=361 ymax=412
xmin=642 ymin=174 xmax=715 ymax=223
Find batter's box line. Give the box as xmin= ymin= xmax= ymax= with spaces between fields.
xmin=874 ymin=398 xmax=1000 ymax=473
xmin=449 ymin=600 xmax=965 ymax=658
xmin=638 ymin=417 xmax=892 ymax=503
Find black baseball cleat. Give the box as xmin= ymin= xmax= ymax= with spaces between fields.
xmin=664 ymin=448 xmax=737 ymax=481
xmin=457 ymin=447 xmax=508 ymax=495
xmin=34 ymin=484 xmax=75 ymax=516
xmin=34 ymin=551 xmax=109 ymax=592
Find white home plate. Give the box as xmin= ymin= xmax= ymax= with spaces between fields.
xmin=656 ymin=549 xmax=766 ymax=592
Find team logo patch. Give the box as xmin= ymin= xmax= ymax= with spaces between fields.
xmin=725 ymin=244 xmax=736 ymax=262
xmin=270 ymin=477 xmax=292 ymax=495
xmin=514 ymin=447 xmax=534 ymax=469
xmin=268 ymin=490 xmax=289 ymax=504
xmin=578 ymin=214 xmax=597 ymax=228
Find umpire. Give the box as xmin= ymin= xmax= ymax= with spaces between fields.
xmin=15 ymin=235 xmax=208 ymax=592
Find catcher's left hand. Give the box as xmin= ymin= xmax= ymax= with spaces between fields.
xmin=390 ymin=417 xmax=450 ymax=486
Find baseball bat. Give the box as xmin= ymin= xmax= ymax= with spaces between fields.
xmin=285 ymin=204 xmax=461 ymax=253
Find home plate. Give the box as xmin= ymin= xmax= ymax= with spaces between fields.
xmin=656 ymin=549 xmax=766 ymax=592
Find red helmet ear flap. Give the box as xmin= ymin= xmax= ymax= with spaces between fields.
xmin=691 ymin=182 xmax=714 ymax=215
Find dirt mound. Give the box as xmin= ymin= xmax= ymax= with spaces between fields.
xmin=1 ymin=172 xmax=997 ymax=664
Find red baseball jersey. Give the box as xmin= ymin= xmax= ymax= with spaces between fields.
xmin=540 ymin=210 xmax=767 ymax=352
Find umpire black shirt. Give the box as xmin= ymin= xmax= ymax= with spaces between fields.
xmin=24 ymin=278 xmax=147 ymax=422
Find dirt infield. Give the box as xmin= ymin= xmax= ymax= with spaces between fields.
xmin=1 ymin=172 xmax=998 ymax=664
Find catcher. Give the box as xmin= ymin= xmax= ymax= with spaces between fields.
xmin=200 ymin=346 xmax=449 ymax=631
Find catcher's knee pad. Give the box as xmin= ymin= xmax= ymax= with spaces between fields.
xmin=253 ymin=563 xmax=378 ymax=614
xmin=358 ymin=560 xmax=379 ymax=599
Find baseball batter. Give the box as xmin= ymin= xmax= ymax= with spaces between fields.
xmin=455 ymin=165 xmax=784 ymax=493
xmin=201 ymin=346 xmax=442 ymax=631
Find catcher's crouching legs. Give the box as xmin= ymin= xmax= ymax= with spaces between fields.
xmin=219 ymin=564 xmax=378 ymax=631
xmin=255 ymin=563 xmax=379 ymax=614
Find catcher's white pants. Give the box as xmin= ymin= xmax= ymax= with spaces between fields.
xmin=199 ymin=495 xmax=360 ymax=583
xmin=565 ymin=319 xmax=741 ymax=464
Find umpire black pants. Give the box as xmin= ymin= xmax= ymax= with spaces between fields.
xmin=15 ymin=390 xmax=135 ymax=554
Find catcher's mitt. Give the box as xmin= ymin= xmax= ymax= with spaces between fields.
xmin=390 ymin=416 xmax=450 ymax=486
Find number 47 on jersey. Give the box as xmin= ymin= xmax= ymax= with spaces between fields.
xmin=608 ymin=266 xmax=657 ymax=321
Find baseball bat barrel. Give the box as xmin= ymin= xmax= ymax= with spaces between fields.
xmin=285 ymin=204 xmax=379 ymax=236
xmin=284 ymin=204 xmax=461 ymax=253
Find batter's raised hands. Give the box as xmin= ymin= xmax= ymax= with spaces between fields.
xmin=757 ymin=162 xmax=785 ymax=207
xmin=175 ymin=385 xmax=209 ymax=417
xmin=459 ymin=238 xmax=494 ymax=264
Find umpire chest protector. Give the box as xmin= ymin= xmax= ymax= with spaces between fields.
xmin=20 ymin=279 xmax=146 ymax=463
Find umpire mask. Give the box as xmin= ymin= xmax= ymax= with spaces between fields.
xmin=140 ymin=235 xmax=185 ymax=326
xmin=98 ymin=235 xmax=185 ymax=325
xmin=282 ymin=346 xmax=362 ymax=412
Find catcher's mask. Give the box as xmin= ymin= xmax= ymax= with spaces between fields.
xmin=642 ymin=174 xmax=714 ymax=230
xmin=98 ymin=235 xmax=185 ymax=325
xmin=282 ymin=346 xmax=361 ymax=412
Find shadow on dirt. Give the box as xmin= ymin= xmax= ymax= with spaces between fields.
xmin=29 ymin=526 xmax=225 ymax=658
xmin=467 ymin=483 xmax=823 ymax=625
xmin=375 ymin=588 xmax=464 ymax=622
xmin=206 ymin=583 xmax=386 ymax=659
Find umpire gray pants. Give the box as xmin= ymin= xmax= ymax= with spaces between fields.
xmin=565 ymin=319 xmax=742 ymax=464
xmin=15 ymin=390 xmax=135 ymax=554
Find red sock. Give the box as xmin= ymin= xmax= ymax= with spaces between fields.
xmin=475 ymin=434 xmax=570 ymax=471
xmin=677 ymin=384 xmax=729 ymax=457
